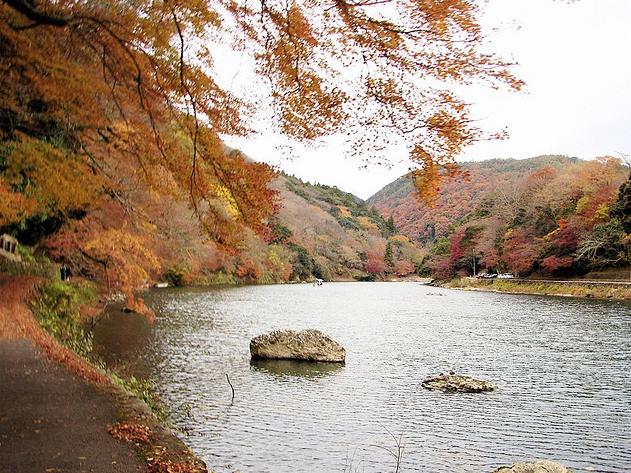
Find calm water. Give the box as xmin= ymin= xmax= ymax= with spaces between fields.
xmin=93 ymin=283 xmax=631 ymax=473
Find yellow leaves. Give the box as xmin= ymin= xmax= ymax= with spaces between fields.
xmin=82 ymin=226 xmax=160 ymax=296
xmin=0 ymin=177 xmax=36 ymax=227
xmin=389 ymin=234 xmax=410 ymax=245
xmin=356 ymin=215 xmax=380 ymax=233
xmin=411 ymin=145 xmax=440 ymax=205
xmin=338 ymin=206 xmax=352 ymax=218
xmin=595 ymin=204 xmax=610 ymax=221
xmin=0 ymin=137 xmax=102 ymax=224
xmin=1 ymin=0 xmax=522 ymax=251
xmin=211 ymin=183 xmax=241 ymax=219
xmin=575 ymin=196 xmax=590 ymax=215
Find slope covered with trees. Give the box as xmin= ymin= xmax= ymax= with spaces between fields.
xmin=368 ymin=156 xmax=630 ymax=279
xmin=0 ymin=0 xmax=521 ymax=300
xmin=274 ymin=175 xmax=424 ymax=281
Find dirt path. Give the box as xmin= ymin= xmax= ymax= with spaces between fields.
xmin=0 ymin=338 xmax=145 ymax=473
xmin=0 ymin=275 xmax=143 ymax=471
xmin=0 ymin=274 xmax=207 ymax=473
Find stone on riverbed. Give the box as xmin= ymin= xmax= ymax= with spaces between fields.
xmin=422 ymin=373 xmax=496 ymax=393
xmin=250 ymin=329 xmax=346 ymax=363
xmin=492 ymin=460 xmax=572 ymax=473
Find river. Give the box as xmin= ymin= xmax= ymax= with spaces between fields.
xmin=93 ymin=282 xmax=631 ymax=473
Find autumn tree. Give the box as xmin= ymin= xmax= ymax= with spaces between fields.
xmin=394 ymin=260 xmax=415 ymax=277
xmin=1 ymin=0 xmax=521 ymax=213
xmin=501 ymin=229 xmax=539 ymax=276
xmin=365 ymin=251 xmax=385 ymax=276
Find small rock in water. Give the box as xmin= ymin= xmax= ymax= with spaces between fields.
xmin=422 ymin=373 xmax=496 ymax=393
xmin=250 ymin=329 xmax=346 ymax=363
xmin=492 ymin=460 xmax=572 ymax=473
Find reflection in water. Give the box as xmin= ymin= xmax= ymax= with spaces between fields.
xmin=93 ymin=283 xmax=631 ymax=473
xmin=91 ymin=307 xmax=156 ymax=377
xmin=250 ymin=358 xmax=345 ymax=379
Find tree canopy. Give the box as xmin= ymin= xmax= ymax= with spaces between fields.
xmin=1 ymin=0 xmax=522 ymax=216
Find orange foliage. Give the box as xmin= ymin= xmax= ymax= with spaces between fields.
xmin=394 ymin=260 xmax=415 ymax=277
xmin=1 ymin=0 xmax=521 ymax=215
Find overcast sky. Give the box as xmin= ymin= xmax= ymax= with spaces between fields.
xmin=222 ymin=0 xmax=631 ymax=199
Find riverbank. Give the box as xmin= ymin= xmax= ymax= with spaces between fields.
xmin=0 ymin=274 xmax=207 ymax=473
xmin=444 ymin=277 xmax=631 ymax=300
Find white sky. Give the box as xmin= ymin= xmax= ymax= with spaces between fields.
xmin=221 ymin=0 xmax=631 ymax=199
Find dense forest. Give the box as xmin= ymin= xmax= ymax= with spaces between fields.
xmin=276 ymin=175 xmax=423 ymax=281
xmin=0 ymin=155 xmax=425 ymax=292
xmin=369 ymin=155 xmax=631 ymax=279
xmin=0 ymin=1 xmax=627 ymax=295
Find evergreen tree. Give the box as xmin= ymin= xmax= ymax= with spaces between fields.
xmin=611 ymin=172 xmax=631 ymax=233
xmin=386 ymin=216 xmax=397 ymax=237
xmin=384 ymin=241 xmax=394 ymax=271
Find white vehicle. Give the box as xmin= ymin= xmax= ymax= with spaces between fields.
xmin=497 ymin=273 xmax=515 ymax=279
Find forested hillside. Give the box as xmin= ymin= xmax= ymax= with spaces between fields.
xmin=0 ymin=157 xmax=424 ymax=296
xmin=369 ymin=156 xmax=631 ymax=279
xmin=274 ymin=175 xmax=424 ymax=281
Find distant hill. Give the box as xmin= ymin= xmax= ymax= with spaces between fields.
xmin=272 ymin=174 xmax=423 ymax=281
xmin=367 ymin=155 xmax=581 ymax=243
xmin=367 ymin=155 xmax=629 ymax=278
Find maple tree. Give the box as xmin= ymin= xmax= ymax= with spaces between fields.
xmin=0 ymin=0 xmax=521 ymax=214
xmin=364 ymin=251 xmax=386 ymax=275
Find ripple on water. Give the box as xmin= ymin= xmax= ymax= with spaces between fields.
xmin=92 ymin=283 xmax=631 ymax=473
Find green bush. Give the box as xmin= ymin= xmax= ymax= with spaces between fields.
xmin=31 ymin=281 xmax=96 ymax=358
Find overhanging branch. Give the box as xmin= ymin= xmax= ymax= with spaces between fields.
xmin=3 ymin=0 xmax=71 ymax=27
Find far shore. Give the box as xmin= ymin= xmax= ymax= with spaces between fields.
xmin=442 ymin=277 xmax=631 ymax=301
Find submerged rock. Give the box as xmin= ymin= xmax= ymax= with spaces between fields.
xmin=250 ymin=329 xmax=346 ymax=363
xmin=492 ymin=460 xmax=572 ymax=473
xmin=421 ymin=373 xmax=496 ymax=393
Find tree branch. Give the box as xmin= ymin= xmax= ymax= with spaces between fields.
xmin=3 ymin=0 xmax=71 ymax=27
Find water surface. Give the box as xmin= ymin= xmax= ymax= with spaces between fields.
xmin=93 ymin=283 xmax=631 ymax=472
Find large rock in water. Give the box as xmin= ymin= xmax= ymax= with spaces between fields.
xmin=422 ymin=373 xmax=496 ymax=393
xmin=250 ymin=329 xmax=346 ymax=363
xmin=492 ymin=460 xmax=572 ymax=473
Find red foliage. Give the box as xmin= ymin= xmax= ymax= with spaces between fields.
xmin=427 ymin=256 xmax=455 ymax=279
xmin=480 ymin=247 xmax=501 ymax=269
xmin=502 ymin=229 xmax=540 ymax=276
xmin=449 ymin=228 xmax=466 ymax=262
xmin=547 ymin=219 xmax=578 ymax=252
xmin=365 ymin=252 xmax=386 ymax=275
xmin=541 ymin=255 xmax=574 ymax=274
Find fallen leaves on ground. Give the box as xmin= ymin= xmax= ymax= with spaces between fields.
xmin=147 ymin=459 xmax=207 ymax=473
xmin=107 ymin=422 xmax=152 ymax=443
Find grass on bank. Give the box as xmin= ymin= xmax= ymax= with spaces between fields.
xmin=29 ymin=280 xmax=168 ymax=419
xmin=447 ymin=277 xmax=631 ymax=300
